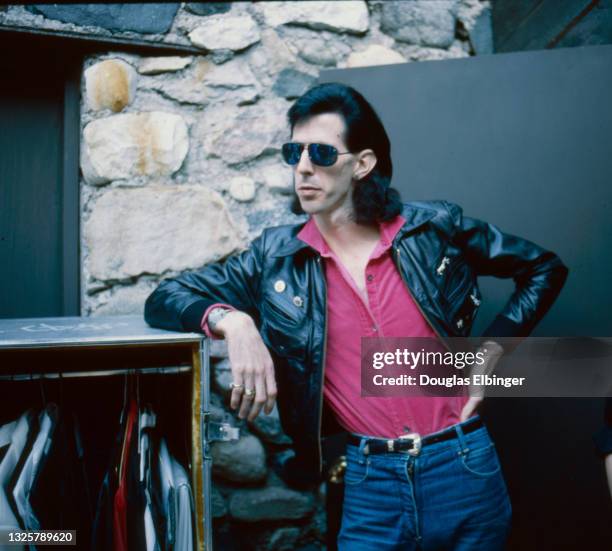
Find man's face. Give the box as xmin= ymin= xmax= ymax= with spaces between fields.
xmin=291 ymin=113 xmax=357 ymax=218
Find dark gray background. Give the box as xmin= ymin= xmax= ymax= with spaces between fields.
xmin=321 ymin=44 xmax=612 ymax=550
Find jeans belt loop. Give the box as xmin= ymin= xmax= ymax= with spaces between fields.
xmin=358 ymin=437 xmax=370 ymax=461
xmin=455 ymin=421 xmax=469 ymax=454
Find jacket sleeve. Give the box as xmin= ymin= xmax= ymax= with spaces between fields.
xmin=444 ymin=201 xmax=569 ymax=339
xmin=144 ymin=233 xmax=265 ymax=333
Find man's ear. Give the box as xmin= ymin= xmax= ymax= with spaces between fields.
xmin=353 ymin=149 xmax=377 ymax=181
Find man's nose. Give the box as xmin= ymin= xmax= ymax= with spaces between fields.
xmin=296 ymin=146 xmax=314 ymax=174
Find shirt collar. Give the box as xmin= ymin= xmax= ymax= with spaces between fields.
xmin=297 ymin=215 xmax=406 ymax=257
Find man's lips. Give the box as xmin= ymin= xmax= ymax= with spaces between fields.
xmin=297 ymin=185 xmax=321 ymax=191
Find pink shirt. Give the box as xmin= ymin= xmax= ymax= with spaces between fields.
xmin=298 ymin=216 xmax=467 ymax=438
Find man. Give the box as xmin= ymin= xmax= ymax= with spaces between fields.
xmin=145 ymin=83 xmax=568 ymax=550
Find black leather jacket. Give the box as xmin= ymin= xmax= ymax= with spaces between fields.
xmin=144 ymin=201 xmax=568 ymax=483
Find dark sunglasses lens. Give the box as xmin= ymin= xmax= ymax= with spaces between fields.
xmin=282 ymin=143 xmax=303 ymax=165
xmin=309 ymin=143 xmax=338 ymax=166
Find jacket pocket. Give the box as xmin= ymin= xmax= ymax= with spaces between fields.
xmin=261 ymin=294 xmax=303 ymax=325
xmin=432 ymin=244 xmax=473 ymax=303
xmin=260 ymin=317 xmax=309 ymax=362
xmin=444 ymin=261 xmax=473 ymax=305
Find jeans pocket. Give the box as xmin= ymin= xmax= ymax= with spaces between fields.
xmin=344 ymin=456 xmax=370 ymax=486
xmin=460 ymin=442 xmax=501 ymax=477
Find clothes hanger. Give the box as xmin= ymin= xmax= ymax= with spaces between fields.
xmin=36 ymin=372 xmax=47 ymax=408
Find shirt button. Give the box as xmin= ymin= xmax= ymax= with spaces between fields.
xmin=372 ymin=326 xmax=378 ymax=332
xmin=367 ymin=274 xmax=374 ymax=282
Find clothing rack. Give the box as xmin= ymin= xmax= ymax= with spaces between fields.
xmin=0 ymin=365 xmax=192 ymax=381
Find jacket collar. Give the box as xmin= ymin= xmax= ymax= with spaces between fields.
xmin=270 ymin=203 xmax=437 ymax=258
xmin=394 ymin=203 xmax=437 ymax=239
xmin=272 ymin=237 xmax=311 ymax=258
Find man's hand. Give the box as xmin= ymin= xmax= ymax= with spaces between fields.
xmin=460 ymin=396 xmax=484 ymax=422
xmin=461 ymin=340 xmax=505 ymax=422
xmin=214 ymin=311 xmax=277 ymax=421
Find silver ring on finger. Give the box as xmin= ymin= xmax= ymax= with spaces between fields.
xmin=231 ymin=383 xmax=245 ymax=391
xmin=244 ymin=388 xmax=255 ymax=398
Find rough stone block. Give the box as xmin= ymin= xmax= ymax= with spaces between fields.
xmin=138 ymin=56 xmax=193 ymax=75
xmin=85 ymin=185 xmax=244 ymax=280
xmin=248 ymin=29 xmax=298 ymax=82
xmin=92 ymin=282 xmax=157 ymax=316
xmin=229 ymin=176 xmax=256 ymax=202
xmin=81 ymin=112 xmax=188 ymax=185
xmin=211 ymin=433 xmax=267 ymax=483
xmin=345 ymin=44 xmax=406 ymax=68
xmin=260 ymin=1 xmax=369 ymax=35
xmin=229 ymin=486 xmax=315 ymax=521
xmin=381 ymin=1 xmax=457 ymax=48
xmin=26 ymin=3 xmax=179 ymax=34
xmin=184 ymin=2 xmax=231 ymax=17
xmin=85 ymin=59 xmax=137 ymax=113
xmin=292 ymin=31 xmax=351 ymax=66
xmin=189 ymin=14 xmax=260 ymax=51
xmin=272 ymin=68 xmax=316 ymax=99
xmin=198 ymin=100 xmax=289 ymax=165
xmin=147 ymin=57 xmax=259 ymax=106
xmin=248 ymin=404 xmax=292 ymax=446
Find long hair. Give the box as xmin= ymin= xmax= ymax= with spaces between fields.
xmin=287 ymin=82 xmax=402 ymax=224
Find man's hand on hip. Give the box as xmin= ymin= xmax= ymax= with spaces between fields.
xmin=214 ymin=311 xmax=277 ymax=421
xmin=460 ymin=340 xmax=505 ymax=422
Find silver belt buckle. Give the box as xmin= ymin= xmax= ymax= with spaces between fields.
xmin=399 ymin=432 xmax=422 ymax=456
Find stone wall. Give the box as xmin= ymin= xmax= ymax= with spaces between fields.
xmin=2 ymin=2 xmax=492 ymax=549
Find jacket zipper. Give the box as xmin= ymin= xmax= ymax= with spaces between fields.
xmin=394 ymin=246 xmax=450 ymax=350
xmin=315 ymin=255 xmax=328 ymax=475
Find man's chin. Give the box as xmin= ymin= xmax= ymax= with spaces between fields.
xmin=291 ymin=192 xmax=325 ymax=216
xmin=294 ymin=194 xmax=317 ymax=213
xmin=298 ymin=201 xmax=325 ymax=216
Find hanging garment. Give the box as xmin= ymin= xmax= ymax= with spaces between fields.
xmin=12 ymin=405 xmax=58 ymax=531
xmin=171 ymin=456 xmax=195 ymax=551
xmin=157 ymin=439 xmax=176 ymax=550
xmin=113 ymin=398 xmax=138 ymax=551
xmin=91 ymin=404 xmax=128 ymax=551
xmin=0 ymin=418 xmax=20 ymax=534
xmin=27 ymin=408 xmax=91 ymax=549
xmin=139 ymin=406 xmax=161 ymax=551
xmin=0 ymin=411 xmax=36 ymax=533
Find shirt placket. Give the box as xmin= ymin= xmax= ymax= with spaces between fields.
xmin=325 ymin=252 xmax=380 ymax=337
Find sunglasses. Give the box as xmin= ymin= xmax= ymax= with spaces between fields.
xmin=281 ymin=142 xmax=352 ymax=167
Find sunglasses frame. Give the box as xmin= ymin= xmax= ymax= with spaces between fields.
xmin=282 ymin=142 xmax=352 ymax=167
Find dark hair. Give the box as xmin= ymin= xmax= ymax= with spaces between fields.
xmin=287 ymin=82 xmax=402 ymax=224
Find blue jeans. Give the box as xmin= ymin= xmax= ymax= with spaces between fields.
xmin=338 ymin=418 xmax=512 ymax=551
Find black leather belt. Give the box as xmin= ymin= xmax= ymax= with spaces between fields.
xmin=348 ymin=417 xmax=483 ymax=456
